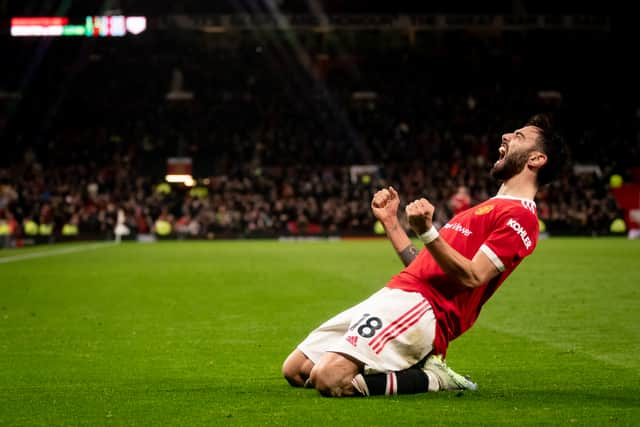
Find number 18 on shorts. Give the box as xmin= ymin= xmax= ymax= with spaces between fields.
xmin=298 ymin=288 xmax=437 ymax=374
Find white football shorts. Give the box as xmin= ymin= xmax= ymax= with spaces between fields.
xmin=298 ymin=287 xmax=436 ymax=374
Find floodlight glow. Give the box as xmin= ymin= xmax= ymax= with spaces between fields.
xmin=165 ymin=174 xmax=195 ymax=186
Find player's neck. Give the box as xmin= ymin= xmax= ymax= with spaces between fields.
xmin=496 ymin=174 xmax=538 ymax=200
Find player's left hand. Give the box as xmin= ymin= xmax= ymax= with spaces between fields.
xmin=405 ymin=198 xmax=435 ymax=235
xmin=371 ymin=186 xmax=400 ymax=226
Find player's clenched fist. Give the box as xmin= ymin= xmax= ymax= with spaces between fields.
xmin=405 ymin=198 xmax=435 ymax=235
xmin=371 ymin=186 xmax=400 ymax=225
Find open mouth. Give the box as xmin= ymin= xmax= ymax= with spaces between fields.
xmin=495 ymin=143 xmax=508 ymax=166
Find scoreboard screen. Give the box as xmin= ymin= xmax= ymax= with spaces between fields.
xmin=11 ymin=16 xmax=147 ymax=37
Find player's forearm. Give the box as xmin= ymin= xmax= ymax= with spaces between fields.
xmin=383 ymin=219 xmax=418 ymax=267
xmin=424 ymin=237 xmax=483 ymax=288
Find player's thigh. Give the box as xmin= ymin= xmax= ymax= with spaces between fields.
xmin=287 ymin=297 xmax=367 ymax=386
xmin=324 ymin=288 xmax=436 ymax=374
xmin=297 ymin=297 xmax=367 ymax=364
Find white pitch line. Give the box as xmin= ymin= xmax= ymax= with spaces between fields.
xmin=0 ymin=242 xmax=116 ymax=265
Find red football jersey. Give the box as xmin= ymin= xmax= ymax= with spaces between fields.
xmin=386 ymin=196 xmax=539 ymax=356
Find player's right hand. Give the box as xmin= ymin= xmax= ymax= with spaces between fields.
xmin=371 ymin=186 xmax=400 ymax=225
xmin=405 ymin=198 xmax=435 ymax=235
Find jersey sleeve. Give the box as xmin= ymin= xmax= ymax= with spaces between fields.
xmin=478 ymin=207 xmax=539 ymax=273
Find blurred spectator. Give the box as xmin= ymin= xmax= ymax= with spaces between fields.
xmin=449 ymin=186 xmax=472 ymax=216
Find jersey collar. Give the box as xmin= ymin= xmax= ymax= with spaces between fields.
xmin=491 ymin=195 xmax=536 ymax=205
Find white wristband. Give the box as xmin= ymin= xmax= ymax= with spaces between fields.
xmin=418 ymin=226 xmax=439 ymax=245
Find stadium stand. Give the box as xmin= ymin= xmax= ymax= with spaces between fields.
xmin=0 ymin=4 xmax=638 ymax=246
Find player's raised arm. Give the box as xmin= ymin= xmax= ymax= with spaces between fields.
xmin=405 ymin=198 xmax=500 ymax=288
xmin=371 ymin=186 xmax=419 ymax=267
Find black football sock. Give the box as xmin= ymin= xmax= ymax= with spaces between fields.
xmin=353 ymin=368 xmax=429 ymax=396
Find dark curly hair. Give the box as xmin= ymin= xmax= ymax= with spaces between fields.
xmin=525 ymin=113 xmax=569 ymax=186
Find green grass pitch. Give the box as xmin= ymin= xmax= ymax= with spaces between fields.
xmin=0 ymin=238 xmax=639 ymax=426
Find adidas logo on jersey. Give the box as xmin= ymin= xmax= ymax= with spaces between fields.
xmin=521 ymin=200 xmax=536 ymax=213
xmin=346 ymin=335 xmax=359 ymax=347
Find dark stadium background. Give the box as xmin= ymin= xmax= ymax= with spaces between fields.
xmin=1 ymin=3 xmax=639 ymax=427
xmin=1 ymin=0 xmax=639 ymax=246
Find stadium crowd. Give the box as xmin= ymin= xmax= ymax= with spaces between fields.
xmin=0 ymin=27 xmax=637 ymax=245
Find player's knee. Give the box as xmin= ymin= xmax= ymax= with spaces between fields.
xmin=282 ymin=350 xmax=312 ymax=387
xmin=282 ymin=360 xmax=304 ymax=387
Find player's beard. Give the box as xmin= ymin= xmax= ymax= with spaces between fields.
xmin=490 ymin=150 xmax=530 ymax=182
